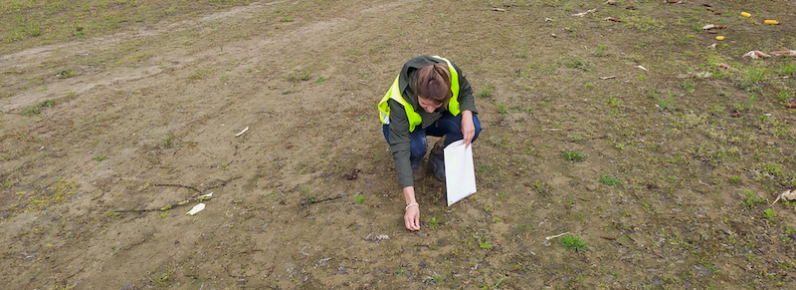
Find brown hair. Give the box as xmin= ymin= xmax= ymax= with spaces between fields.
xmin=414 ymin=63 xmax=452 ymax=105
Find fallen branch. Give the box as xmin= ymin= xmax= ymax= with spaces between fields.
xmin=203 ymin=176 xmax=243 ymax=190
xmin=150 ymin=183 xmax=201 ymax=193
xmin=114 ymin=194 xmax=214 ymax=213
xmin=300 ymin=195 xmax=342 ymax=207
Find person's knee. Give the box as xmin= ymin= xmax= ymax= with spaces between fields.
xmin=409 ymin=133 xmax=428 ymax=159
xmin=410 ymin=142 xmax=428 ymax=159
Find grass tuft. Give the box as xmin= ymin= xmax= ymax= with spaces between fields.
xmin=562 ymin=151 xmax=586 ymax=162
xmin=560 ymin=234 xmax=588 ymax=252
xmin=599 ymin=175 xmax=620 ymax=186
xmin=19 ymin=99 xmax=55 ymax=116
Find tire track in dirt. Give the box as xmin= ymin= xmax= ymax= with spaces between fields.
xmin=0 ymin=1 xmax=304 ymax=112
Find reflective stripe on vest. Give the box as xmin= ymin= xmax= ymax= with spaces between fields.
xmin=377 ymin=56 xmax=461 ymax=132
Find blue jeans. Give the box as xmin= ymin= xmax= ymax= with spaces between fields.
xmin=383 ymin=113 xmax=482 ymax=170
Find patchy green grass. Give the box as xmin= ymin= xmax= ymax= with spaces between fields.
xmin=19 ymin=99 xmax=54 ymax=116
xmin=740 ymin=189 xmax=765 ymax=207
xmin=1 ymin=0 xmax=257 ymax=53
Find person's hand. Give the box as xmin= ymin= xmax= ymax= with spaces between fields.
xmin=461 ymin=110 xmax=475 ymax=148
xmin=404 ymin=204 xmax=420 ymax=231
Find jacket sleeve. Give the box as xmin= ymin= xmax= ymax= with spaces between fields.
xmin=452 ymin=62 xmax=478 ymax=114
xmin=387 ymin=99 xmax=415 ymax=188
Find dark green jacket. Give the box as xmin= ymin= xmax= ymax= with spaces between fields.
xmin=386 ymin=55 xmax=478 ymax=188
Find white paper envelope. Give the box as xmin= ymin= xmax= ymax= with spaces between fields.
xmin=444 ymin=140 xmax=477 ymax=206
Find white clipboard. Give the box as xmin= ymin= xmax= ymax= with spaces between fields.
xmin=444 ymin=140 xmax=477 ymax=206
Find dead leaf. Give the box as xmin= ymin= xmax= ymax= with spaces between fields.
xmin=605 ymin=0 xmax=616 ymax=5
xmin=702 ymin=24 xmax=715 ymax=30
xmin=787 ymin=103 xmax=796 ymax=108
xmin=604 ymin=17 xmax=621 ymax=22
xmin=491 ymin=8 xmax=506 ymax=12
xmin=708 ymin=43 xmax=717 ymax=49
xmin=772 ymin=189 xmax=796 ymax=204
xmin=572 ymin=8 xmax=597 ymax=17
xmin=742 ymin=51 xmax=771 ymax=59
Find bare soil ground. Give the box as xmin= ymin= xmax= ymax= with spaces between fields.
xmin=2 ymin=0 xmax=796 ymax=289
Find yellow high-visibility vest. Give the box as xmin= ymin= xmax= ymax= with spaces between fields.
xmin=377 ymin=56 xmax=460 ymax=132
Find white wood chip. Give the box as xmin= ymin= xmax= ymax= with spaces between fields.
xmin=187 ymin=203 xmax=206 ymax=215
xmin=235 ymin=127 xmax=249 ymax=137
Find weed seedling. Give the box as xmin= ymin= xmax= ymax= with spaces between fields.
xmin=300 ymin=71 xmax=311 ymax=81
xmin=560 ymin=234 xmax=588 ymax=252
xmin=762 ymin=208 xmax=775 ymax=222
xmin=93 ymin=154 xmax=107 ymax=162
xmin=564 ymin=57 xmax=587 ymax=71
xmin=479 ymin=241 xmax=493 ymax=249
xmin=779 ymin=62 xmax=795 ymax=76
xmin=163 ymin=136 xmax=173 ymax=148
xmin=562 ymin=151 xmax=586 ymax=162
xmin=682 ymin=80 xmax=697 ymax=93
xmin=477 ymin=85 xmax=493 ymax=98
xmin=657 ymin=90 xmax=677 ymax=111
xmin=497 ymin=103 xmax=508 ymax=115
xmin=729 ymin=175 xmax=742 ymax=184
xmin=429 ymin=216 xmax=440 ymax=229
xmin=593 ymin=45 xmax=608 ymax=57
xmin=741 ymin=190 xmax=765 ymax=207
xmin=355 ymin=196 xmax=367 ymax=204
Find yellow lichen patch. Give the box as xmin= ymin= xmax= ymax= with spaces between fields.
xmin=27 ymin=178 xmax=80 ymax=210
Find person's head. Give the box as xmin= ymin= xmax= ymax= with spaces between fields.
xmin=415 ymin=63 xmax=452 ymax=113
